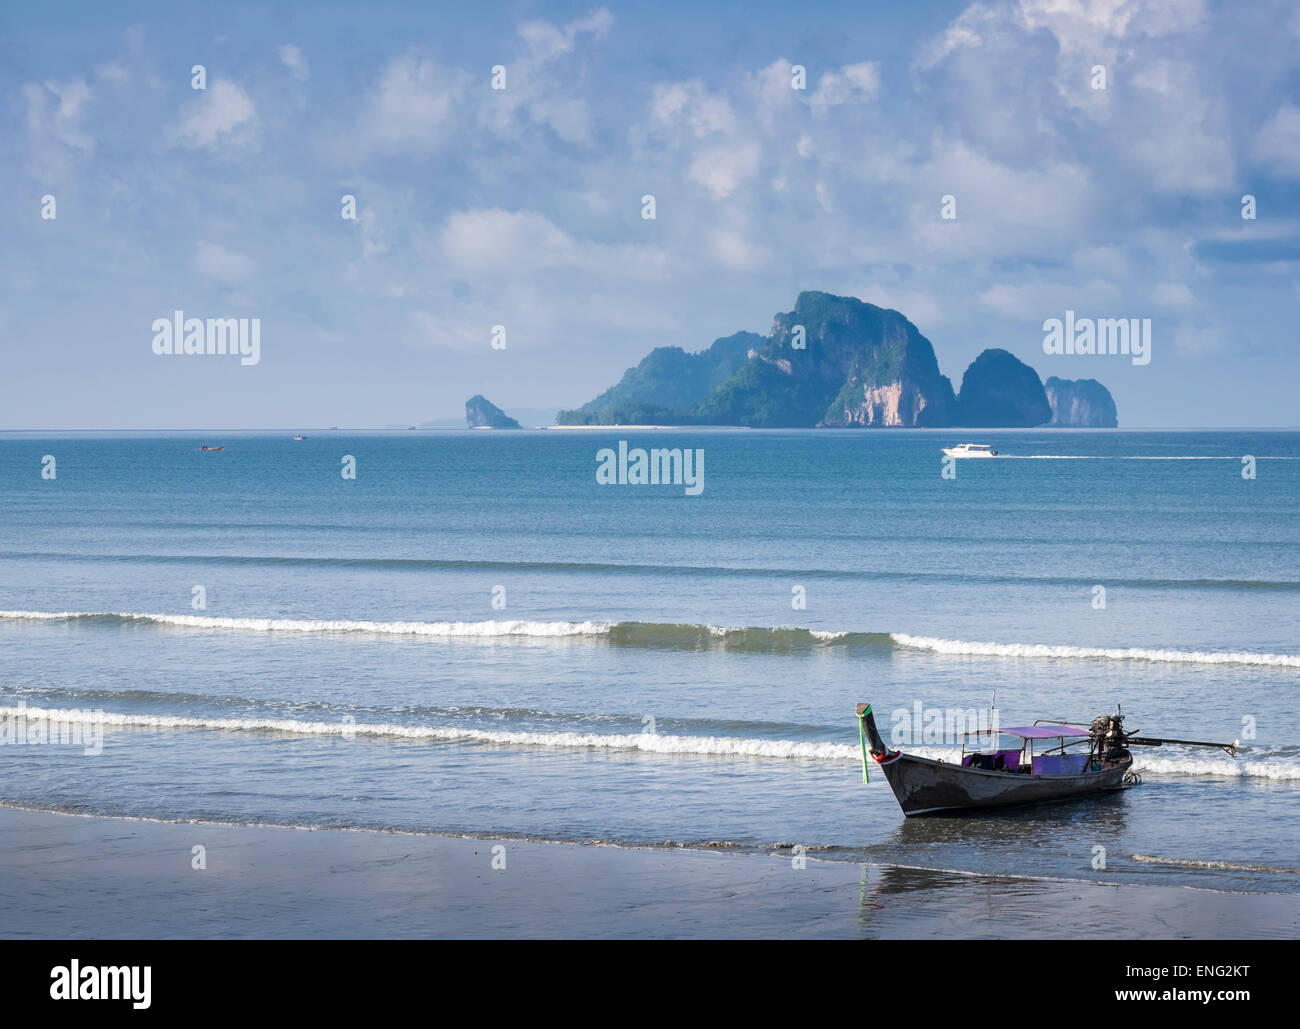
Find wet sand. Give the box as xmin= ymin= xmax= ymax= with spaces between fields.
xmin=1 ymin=806 xmax=1296 ymax=939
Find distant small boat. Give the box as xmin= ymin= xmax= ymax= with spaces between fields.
xmin=200 ymin=445 xmax=225 ymax=452
xmin=857 ymin=703 xmax=1236 ymax=816
xmin=942 ymin=443 xmax=998 ymax=458
xmin=293 ymin=434 xmax=307 ymax=441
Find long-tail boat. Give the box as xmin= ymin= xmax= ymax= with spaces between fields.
xmin=855 ymin=702 xmax=1237 ymax=816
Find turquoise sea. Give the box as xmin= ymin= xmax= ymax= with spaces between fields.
xmin=2 ymin=429 xmax=1298 ymax=896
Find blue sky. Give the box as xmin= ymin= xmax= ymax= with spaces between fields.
xmin=3 ymin=0 xmax=1299 ymax=428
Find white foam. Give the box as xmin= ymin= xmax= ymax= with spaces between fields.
xmin=6 ymin=705 xmax=1296 ymax=778
xmin=891 ymin=633 xmax=1300 ymax=669
xmin=1131 ymin=854 xmax=1300 ymax=873
xmin=1133 ymin=754 xmax=1300 ymax=780
xmin=0 ymin=705 xmax=859 ymax=762
xmin=0 ymin=610 xmax=614 ymax=638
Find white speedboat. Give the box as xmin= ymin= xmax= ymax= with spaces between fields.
xmin=942 ymin=443 xmax=998 ymax=458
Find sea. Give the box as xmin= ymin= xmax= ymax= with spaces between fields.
xmin=2 ymin=429 xmax=1298 ymax=901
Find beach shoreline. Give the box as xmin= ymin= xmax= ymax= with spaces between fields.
xmin=2 ymin=805 xmax=1296 ymax=939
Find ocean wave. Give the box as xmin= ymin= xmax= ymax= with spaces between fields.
xmin=0 ymin=610 xmax=888 ymax=652
xmin=4 ymin=609 xmax=1298 ymax=666
xmin=5 ymin=554 xmax=1300 ymax=592
xmin=1131 ymin=854 xmax=1300 ymax=874
xmin=0 ymin=705 xmax=857 ymax=761
xmin=4 ymin=705 xmax=1297 ymax=779
xmin=890 ymin=634 xmax=1300 ymax=669
xmin=0 ymin=610 xmax=614 ymax=638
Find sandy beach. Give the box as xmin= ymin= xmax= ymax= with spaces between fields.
xmin=2 ymin=805 xmax=1295 ymax=939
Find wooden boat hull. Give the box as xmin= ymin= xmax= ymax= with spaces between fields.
xmin=876 ymin=751 xmax=1132 ymax=816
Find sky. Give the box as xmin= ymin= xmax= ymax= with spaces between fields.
xmin=2 ymin=0 xmax=1299 ymax=429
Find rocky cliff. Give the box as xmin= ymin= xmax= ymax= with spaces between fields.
xmin=1044 ymin=376 xmax=1119 ymax=427
xmin=557 ymin=292 xmax=1115 ymax=428
xmin=557 ymin=332 xmax=758 ymax=425
xmin=702 ymin=292 xmax=956 ymax=427
xmin=955 ymin=349 xmax=1052 ymax=427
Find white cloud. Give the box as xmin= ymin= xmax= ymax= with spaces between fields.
xmin=478 ymin=10 xmax=614 ymax=145
xmin=811 ymin=62 xmax=880 ymax=113
xmin=518 ymin=7 xmax=614 ymax=62
xmin=1153 ymin=282 xmax=1196 ymax=307
xmin=279 ymin=44 xmax=309 ymax=81
xmin=195 ymin=241 xmax=256 ymax=282
xmin=95 ymin=63 xmax=128 ymax=84
xmin=650 ymin=81 xmax=736 ymax=137
xmin=407 ymin=309 xmax=482 ymax=351
xmin=688 ymin=140 xmax=760 ymax=199
xmin=917 ymin=1 xmax=1228 ymax=189
xmin=708 ymin=228 xmax=769 ymax=270
xmin=22 ymin=77 xmax=93 ymax=151
xmin=1173 ymin=322 xmax=1223 ymax=353
xmin=438 ymin=208 xmax=668 ymax=279
xmin=441 ymin=209 xmax=574 ymax=269
xmin=175 ymin=80 xmax=256 ymax=148
xmin=979 ymin=280 xmax=1119 ymax=319
xmin=1256 ymin=103 xmax=1300 ymax=177
xmin=917 ymin=4 xmax=1001 ymax=70
xmin=1073 ymin=246 xmax=1130 ymax=277
xmin=366 ymin=56 xmax=462 ymax=150
xmin=358 ymin=206 xmax=388 ymax=261
xmin=527 ymin=95 xmax=590 ymax=144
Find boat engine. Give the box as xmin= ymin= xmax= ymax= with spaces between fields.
xmin=1090 ymin=713 xmax=1127 ymax=759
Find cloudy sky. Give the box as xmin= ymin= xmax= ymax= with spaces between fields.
xmin=3 ymin=0 xmax=1299 ymax=429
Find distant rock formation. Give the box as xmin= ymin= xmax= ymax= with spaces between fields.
xmin=1044 ymin=376 xmax=1118 ymax=427
xmin=559 ymin=292 xmax=955 ymax=427
xmin=706 ymin=292 xmax=956 ymax=428
xmin=955 ymin=349 xmax=1052 ymax=427
xmin=558 ymin=331 xmax=759 ymax=425
xmin=465 ymin=395 xmax=521 ymax=429
xmin=557 ymin=292 xmax=1114 ymax=428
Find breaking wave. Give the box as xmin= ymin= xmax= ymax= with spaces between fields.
xmin=3 ymin=610 xmax=1298 ymax=666
xmin=0 ymin=705 xmax=856 ymax=761
xmin=0 ymin=609 xmax=614 ymax=639
xmin=891 ymin=634 xmax=1300 ymax=669
xmin=4 ymin=705 xmax=1298 ymax=779
xmin=0 ymin=610 xmax=886 ymax=652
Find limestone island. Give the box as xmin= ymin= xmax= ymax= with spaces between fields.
xmin=557 ymin=291 xmax=1117 ymax=428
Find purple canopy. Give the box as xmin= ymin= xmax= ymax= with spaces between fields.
xmin=1000 ymin=724 xmax=1091 ymax=738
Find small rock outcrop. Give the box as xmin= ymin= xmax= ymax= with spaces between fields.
xmin=1044 ymin=376 xmax=1119 ymax=427
xmin=465 ymin=395 xmax=521 ymax=429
